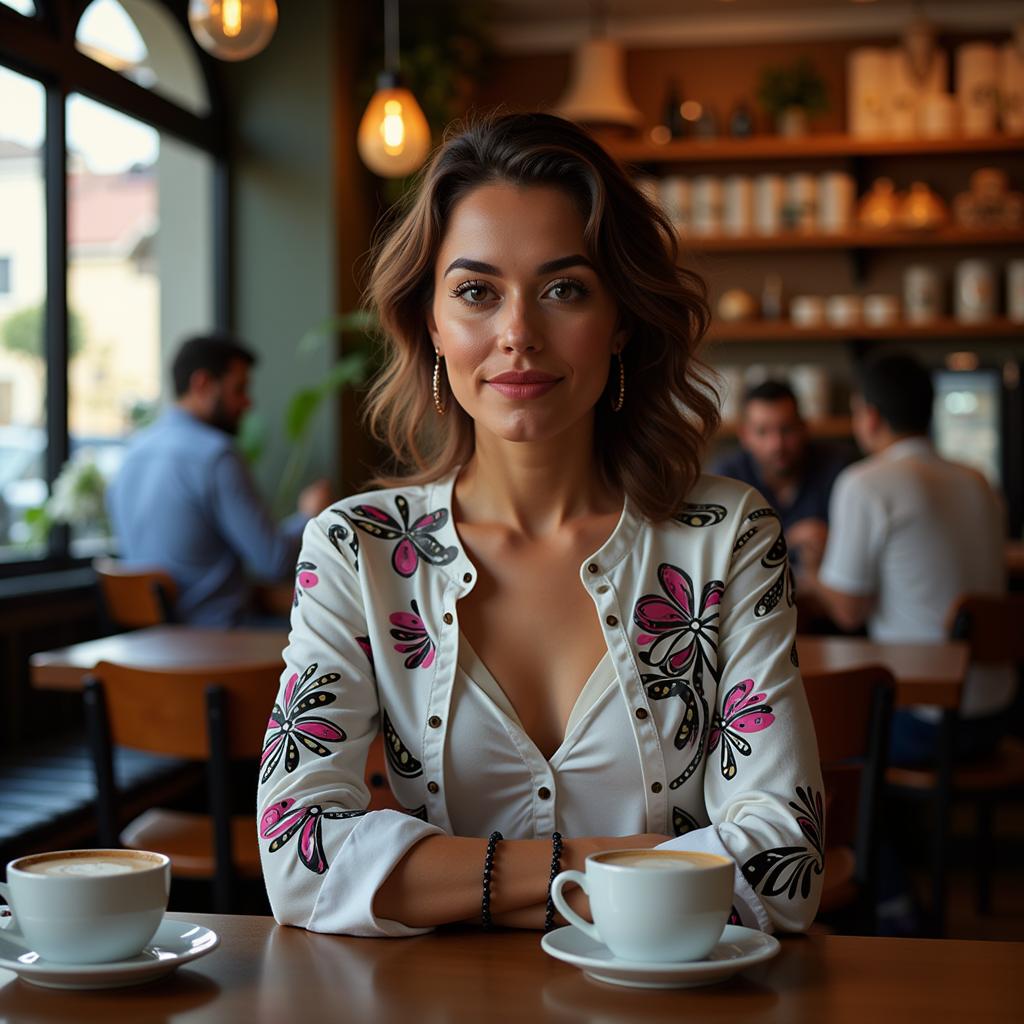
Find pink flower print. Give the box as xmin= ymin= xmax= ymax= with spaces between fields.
xmin=293 ymin=561 xmax=319 ymax=607
xmin=389 ymin=600 xmax=435 ymax=670
xmin=261 ymin=662 xmax=346 ymax=783
xmin=348 ymin=495 xmax=458 ymax=578
xmin=633 ymin=563 xmax=724 ymax=678
xmin=260 ymin=798 xmax=365 ymax=875
xmin=708 ymin=678 xmax=775 ymax=780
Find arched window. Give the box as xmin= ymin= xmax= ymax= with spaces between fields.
xmin=0 ymin=0 xmax=228 ymax=570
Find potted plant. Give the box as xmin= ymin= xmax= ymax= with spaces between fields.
xmin=757 ymin=57 xmax=829 ymax=138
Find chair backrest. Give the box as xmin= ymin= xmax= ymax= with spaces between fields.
xmin=803 ymin=666 xmax=894 ymax=857
xmin=87 ymin=660 xmax=280 ymax=760
xmin=93 ymin=557 xmax=178 ymax=628
xmin=947 ymin=593 xmax=1024 ymax=665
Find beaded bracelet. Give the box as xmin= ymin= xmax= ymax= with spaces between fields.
xmin=544 ymin=831 xmax=563 ymax=932
xmin=481 ymin=830 xmax=503 ymax=930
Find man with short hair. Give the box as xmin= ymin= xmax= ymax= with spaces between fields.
xmin=713 ymin=379 xmax=850 ymax=568
xmin=107 ymin=334 xmax=330 ymax=626
xmin=801 ymin=352 xmax=1014 ymax=763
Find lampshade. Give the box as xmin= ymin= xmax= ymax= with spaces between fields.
xmin=357 ymin=72 xmax=432 ymax=178
xmin=554 ymin=38 xmax=642 ymax=129
xmin=188 ymin=0 xmax=278 ymax=62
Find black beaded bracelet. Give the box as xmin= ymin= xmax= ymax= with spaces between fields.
xmin=481 ymin=830 xmax=503 ymax=930
xmin=544 ymin=831 xmax=563 ymax=932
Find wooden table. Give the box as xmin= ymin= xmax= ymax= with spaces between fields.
xmin=796 ymin=635 xmax=969 ymax=708
xmin=0 ymin=914 xmax=1019 ymax=1022
xmin=29 ymin=627 xmax=289 ymax=690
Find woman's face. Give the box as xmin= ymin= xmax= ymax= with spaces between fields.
xmin=427 ymin=182 xmax=624 ymax=446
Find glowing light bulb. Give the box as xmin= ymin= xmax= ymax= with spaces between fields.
xmin=222 ymin=0 xmax=242 ymax=38
xmin=358 ymin=75 xmax=431 ymax=178
xmin=188 ymin=0 xmax=277 ymax=62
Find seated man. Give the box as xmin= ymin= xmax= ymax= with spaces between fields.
xmin=800 ymin=352 xmax=1015 ymax=764
xmin=107 ymin=334 xmax=329 ymax=627
xmin=713 ymin=379 xmax=851 ymax=569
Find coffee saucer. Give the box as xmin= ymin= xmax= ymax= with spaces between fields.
xmin=0 ymin=918 xmax=219 ymax=990
xmin=540 ymin=924 xmax=780 ymax=989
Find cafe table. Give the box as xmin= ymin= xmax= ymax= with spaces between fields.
xmin=28 ymin=626 xmax=289 ymax=691
xmin=0 ymin=913 xmax=1019 ymax=1023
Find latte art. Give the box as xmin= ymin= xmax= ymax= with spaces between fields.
xmin=599 ymin=850 xmax=727 ymax=871
xmin=20 ymin=852 xmax=159 ymax=877
xmin=25 ymin=859 xmax=138 ymax=877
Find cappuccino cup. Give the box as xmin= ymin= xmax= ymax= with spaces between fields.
xmin=550 ymin=849 xmax=733 ymax=963
xmin=0 ymin=849 xmax=170 ymax=964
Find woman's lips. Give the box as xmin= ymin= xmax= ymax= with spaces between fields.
xmin=485 ymin=371 xmax=562 ymax=400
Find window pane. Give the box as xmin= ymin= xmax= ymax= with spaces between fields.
xmin=67 ymin=94 xmax=215 ymax=556
xmin=0 ymin=65 xmax=47 ymax=561
xmin=76 ymin=0 xmax=210 ymax=117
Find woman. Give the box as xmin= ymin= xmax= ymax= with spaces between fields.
xmin=258 ymin=113 xmax=823 ymax=937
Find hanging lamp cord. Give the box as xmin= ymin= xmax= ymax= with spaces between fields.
xmin=385 ymin=0 xmax=400 ymax=75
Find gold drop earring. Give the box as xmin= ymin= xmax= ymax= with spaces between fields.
xmin=432 ymin=349 xmax=447 ymax=415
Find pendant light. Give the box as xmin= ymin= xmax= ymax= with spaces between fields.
xmin=188 ymin=0 xmax=278 ymax=62
xmin=357 ymin=0 xmax=431 ymax=178
xmin=554 ymin=2 xmax=641 ymax=130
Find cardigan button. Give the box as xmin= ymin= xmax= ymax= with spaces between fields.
xmin=635 ymin=707 xmax=648 ymax=720
xmin=443 ymin=612 xmax=453 ymax=625
xmin=428 ymin=715 xmax=442 ymax=729
xmin=463 ymin=573 xmax=472 ymax=583
xmin=537 ymin=786 xmax=551 ymax=800
xmin=597 ymin=585 xmax=609 ymax=594
xmin=427 ymin=781 xmax=439 ymax=794
xmin=605 ymin=615 xmax=618 ymax=627
xmin=651 ymin=781 xmax=663 ymax=794
xmin=587 ymin=563 xmax=599 ymax=574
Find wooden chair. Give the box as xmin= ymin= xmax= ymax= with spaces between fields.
xmin=93 ymin=558 xmax=178 ymax=628
xmin=803 ymin=665 xmax=895 ymax=933
xmin=83 ymin=661 xmax=404 ymax=912
xmin=887 ymin=593 xmax=1024 ymax=916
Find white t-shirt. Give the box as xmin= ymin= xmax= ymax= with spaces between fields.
xmin=819 ymin=437 xmax=1014 ymax=718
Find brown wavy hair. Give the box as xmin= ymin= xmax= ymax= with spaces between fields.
xmin=363 ymin=112 xmax=718 ymax=522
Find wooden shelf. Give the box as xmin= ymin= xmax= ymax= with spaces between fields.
xmin=684 ymin=227 xmax=1024 ymax=252
xmin=719 ymin=416 xmax=852 ymax=438
xmin=606 ymin=133 xmax=1024 ymax=165
xmin=708 ymin=318 xmax=1024 ymax=344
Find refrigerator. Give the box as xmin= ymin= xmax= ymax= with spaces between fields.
xmin=932 ymin=362 xmax=1023 ymax=538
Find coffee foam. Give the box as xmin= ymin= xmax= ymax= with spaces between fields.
xmin=598 ymin=850 xmax=728 ymax=871
xmin=18 ymin=850 xmax=161 ymax=878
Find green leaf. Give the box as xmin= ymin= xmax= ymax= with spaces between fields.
xmin=285 ymin=387 xmax=323 ymax=442
xmin=237 ymin=410 xmax=267 ymax=465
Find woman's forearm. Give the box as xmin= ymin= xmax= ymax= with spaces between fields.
xmin=372 ymin=833 xmax=668 ymax=930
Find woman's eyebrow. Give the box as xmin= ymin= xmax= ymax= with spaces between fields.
xmin=443 ymin=254 xmax=595 ymax=277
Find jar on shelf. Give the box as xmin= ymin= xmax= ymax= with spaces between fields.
xmin=723 ymin=175 xmax=754 ymax=237
xmin=858 ymin=177 xmax=899 ymax=231
xmin=658 ymin=176 xmax=691 ymax=234
xmin=784 ymin=173 xmax=817 ymax=234
xmin=1007 ymin=261 xmax=1024 ymax=323
xmin=903 ymin=265 xmax=944 ymax=323
xmin=692 ymin=175 xmax=723 ymax=237
xmin=754 ymin=174 xmax=785 ymax=236
xmin=898 ymin=182 xmax=948 ymax=231
xmin=817 ymin=171 xmax=856 ymax=234
xmin=954 ymin=260 xmax=997 ymax=323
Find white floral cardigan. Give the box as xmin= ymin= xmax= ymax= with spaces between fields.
xmin=258 ymin=472 xmax=824 ymax=937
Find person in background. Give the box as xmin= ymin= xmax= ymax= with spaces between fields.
xmin=799 ymin=352 xmax=1014 ymax=765
xmin=713 ymin=379 xmax=850 ymax=570
xmin=107 ymin=334 xmax=331 ymax=627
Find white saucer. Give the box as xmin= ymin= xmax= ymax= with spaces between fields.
xmin=0 ymin=918 xmax=219 ymax=990
xmin=540 ymin=924 xmax=780 ymax=989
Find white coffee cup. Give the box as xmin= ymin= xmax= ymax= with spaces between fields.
xmin=0 ymin=849 xmax=170 ymax=964
xmin=550 ymin=849 xmax=734 ymax=963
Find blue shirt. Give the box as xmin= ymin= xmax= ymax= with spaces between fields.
xmin=107 ymin=407 xmax=307 ymax=626
xmin=712 ymin=440 xmax=852 ymax=532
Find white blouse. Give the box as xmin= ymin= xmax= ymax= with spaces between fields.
xmin=258 ymin=472 xmax=824 ymax=937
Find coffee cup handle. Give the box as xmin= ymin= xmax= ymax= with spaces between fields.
xmin=0 ymin=883 xmax=25 ymax=945
xmin=549 ymin=870 xmax=601 ymax=942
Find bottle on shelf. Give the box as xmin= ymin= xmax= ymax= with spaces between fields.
xmin=761 ymin=273 xmax=785 ymax=321
xmin=728 ymin=100 xmax=755 ymax=138
xmin=662 ymin=80 xmax=686 ymax=139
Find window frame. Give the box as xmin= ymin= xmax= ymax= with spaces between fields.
xmin=0 ymin=0 xmax=231 ymax=578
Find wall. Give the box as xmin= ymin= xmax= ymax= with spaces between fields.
xmin=222 ymin=0 xmax=338 ymax=509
